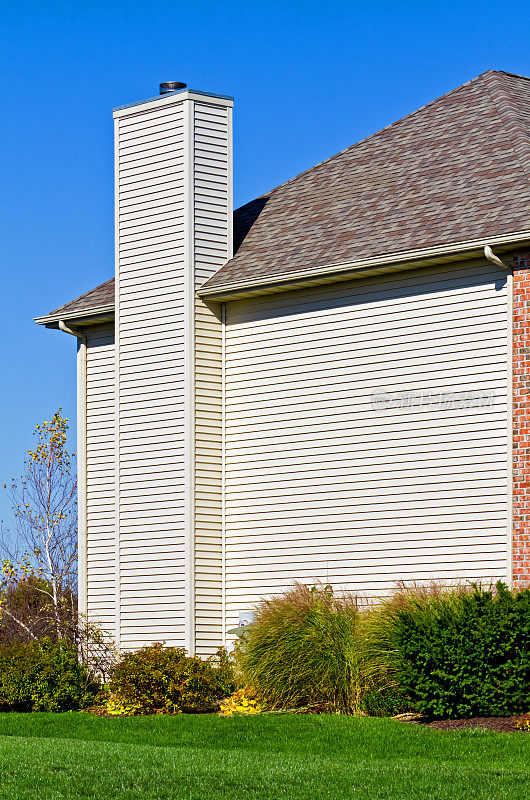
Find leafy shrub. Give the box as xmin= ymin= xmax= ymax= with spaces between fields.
xmin=219 ymin=688 xmax=263 ymax=716
xmin=359 ymin=684 xmax=409 ymax=717
xmin=235 ymin=583 xmax=382 ymax=713
xmin=109 ymin=643 xmax=234 ymax=714
xmin=0 ymin=638 xmax=98 ymax=712
xmin=105 ymin=693 xmax=143 ymax=716
xmin=378 ymin=581 xmax=530 ymax=719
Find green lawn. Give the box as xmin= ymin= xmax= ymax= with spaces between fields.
xmin=0 ymin=713 xmax=527 ymax=799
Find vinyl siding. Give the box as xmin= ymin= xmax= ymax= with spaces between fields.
xmin=224 ymin=259 xmax=510 ymax=632
xmin=85 ymin=325 xmax=116 ymax=631
xmin=194 ymin=296 xmax=223 ymax=655
xmin=193 ymin=101 xmax=231 ymax=654
xmin=112 ymin=94 xmax=231 ymax=653
xmin=116 ymin=102 xmax=187 ymax=650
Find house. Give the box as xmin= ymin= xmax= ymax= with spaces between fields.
xmin=36 ymin=71 xmax=530 ymax=655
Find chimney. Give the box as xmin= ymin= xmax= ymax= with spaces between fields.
xmin=112 ymin=84 xmax=233 ymax=653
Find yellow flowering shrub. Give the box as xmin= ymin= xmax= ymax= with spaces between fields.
xmin=516 ymin=713 xmax=530 ymax=731
xmin=105 ymin=693 xmax=144 ymax=716
xmin=219 ymin=689 xmax=263 ymax=716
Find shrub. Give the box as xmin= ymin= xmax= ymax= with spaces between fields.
xmin=359 ymin=684 xmax=409 ymax=717
xmin=234 ymin=583 xmax=383 ymax=713
xmin=376 ymin=581 xmax=530 ymax=719
xmin=0 ymin=638 xmax=98 ymax=712
xmin=109 ymin=643 xmax=234 ymax=714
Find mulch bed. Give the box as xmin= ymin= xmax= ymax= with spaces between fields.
xmin=426 ymin=716 xmax=525 ymax=733
xmin=393 ymin=712 xmax=528 ymax=732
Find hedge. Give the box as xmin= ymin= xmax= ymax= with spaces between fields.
xmin=393 ymin=582 xmax=530 ymax=718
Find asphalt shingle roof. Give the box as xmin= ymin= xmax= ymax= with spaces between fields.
xmin=40 ymin=70 xmax=530 ymax=319
xmin=204 ymin=70 xmax=530 ymax=291
xmin=40 ymin=278 xmax=115 ymax=321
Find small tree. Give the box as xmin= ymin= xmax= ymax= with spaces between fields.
xmin=1 ymin=411 xmax=77 ymax=641
xmin=0 ymin=571 xmax=59 ymax=644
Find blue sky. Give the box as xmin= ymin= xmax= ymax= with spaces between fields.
xmin=1 ymin=0 xmax=530 ymax=524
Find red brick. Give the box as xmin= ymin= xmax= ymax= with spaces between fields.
xmin=513 ymin=249 xmax=530 ymax=588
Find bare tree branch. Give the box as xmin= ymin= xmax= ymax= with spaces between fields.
xmin=0 ymin=605 xmax=38 ymax=640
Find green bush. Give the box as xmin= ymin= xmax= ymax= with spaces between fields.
xmin=109 ymin=643 xmax=234 ymax=714
xmin=359 ymin=684 xmax=409 ymax=717
xmin=0 ymin=638 xmax=98 ymax=712
xmin=235 ymin=583 xmax=389 ymax=713
xmin=385 ymin=582 xmax=530 ymax=719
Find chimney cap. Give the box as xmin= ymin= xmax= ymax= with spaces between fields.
xmin=159 ymin=81 xmax=187 ymax=95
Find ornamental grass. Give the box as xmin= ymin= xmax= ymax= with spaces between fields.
xmin=234 ymin=582 xmax=401 ymax=714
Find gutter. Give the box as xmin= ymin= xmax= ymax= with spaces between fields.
xmin=58 ymin=320 xmax=88 ymax=621
xmin=35 ymin=303 xmax=115 ymax=327
xmin=34 ymin=233 xmax=529 ymax=323
xmin=198 ymin=229 xmax=530 ymax=299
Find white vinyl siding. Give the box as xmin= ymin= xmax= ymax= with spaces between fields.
xmin=85 ymin=325 xmax=115 ymax=631
xmin=112 ymin=93 xmax=232 ymax=653
xmin=194 ymin=296 xmax=223 ymax=655
xmin=116 ymin=102 xmax=187 ymax=650
xmin=193 ymin=102 xmax=231 ymax=654
xmin=224 ymin=259 xmax=510 ymax=632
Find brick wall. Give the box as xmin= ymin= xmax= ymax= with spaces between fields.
xmin=511 ymin=251 xmax=530 ymax=588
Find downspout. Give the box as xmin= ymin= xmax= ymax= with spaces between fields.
xmin=483 ymin=247 xmax=514 ymax=587
xmin=484 ymin=245 xmax=509 ymax=269
xmin=58 ymin=321 xmax=88 ymax=617
xmin=58 ymin=320 xmax=87 ymax=344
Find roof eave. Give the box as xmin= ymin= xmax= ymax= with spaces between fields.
xmin=198 ymin=229 xmax=530 ymax=301
xmin=34 ymin=303 xmax=115 ymax=328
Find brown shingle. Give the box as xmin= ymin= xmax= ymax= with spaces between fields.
xmin=39 ymin=278 xmax=115 ymax=321
xmin=204 ymin=70 xmax=530 ymax=291
xmin=39 ymin=70 xmax=530 ymax=317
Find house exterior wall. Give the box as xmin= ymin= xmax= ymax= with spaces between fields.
xmin=112 ymin=90 xmax=231 ymax=652
xmin=512 ymin=251 xmax=530 ymax=589
xmin=223 ymin=258 xmax=510 ymax=633
xmin=83 ymin=325 xmax=116 ymax=631
xmin=194 ymin=296 xmax=224 ymax=654
xmin=192 ymin=103 xmax=232 ymax=654
xmin=115 ymin=99 xmax=187 ymax=650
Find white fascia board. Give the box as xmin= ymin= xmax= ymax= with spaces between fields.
xmin=198 ymin=229 xmax=530 ymax=300
xmin=34 ymin=304 xmax=115 ymax=326
xmin=113 ymin=89 xmax=233 ymax=119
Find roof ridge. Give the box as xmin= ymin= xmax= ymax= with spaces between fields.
xmin=480 ymin=70 xmax=530 ymax=186
xmin=496 ymin=69 xmax=530 ymax=82
xmin=251 ymin=71 xmax=509 ymax=203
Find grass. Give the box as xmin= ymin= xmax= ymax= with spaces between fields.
xmin=0 ymin=713 xmax=527 ymax=799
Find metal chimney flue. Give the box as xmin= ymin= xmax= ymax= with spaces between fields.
xmin=159 ymin=81 xmax=187 ymax=95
